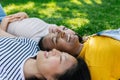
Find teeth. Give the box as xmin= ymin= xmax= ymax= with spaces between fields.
xmin=67 ymin=34 xmax=70 ymax=42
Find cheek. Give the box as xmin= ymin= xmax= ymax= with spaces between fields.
xmin=40 ymin=60 xmax=60 ymax=76
xmin=65 ymin=30 xmax=75 ymax=34
xmin=74 ymin=39 xmax=80 ymax=47
xmin=46 ymin=58 xmax=60 ymax=68
xmin=57 ymin=43 xmax=73 ymax=52
xmin=57 ymin=41 xmax=70 ymax=49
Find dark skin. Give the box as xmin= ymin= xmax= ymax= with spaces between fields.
xmin=42 ymin=31 xmax=83 ymax=57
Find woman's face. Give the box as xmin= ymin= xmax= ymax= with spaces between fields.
xmin=42 ymin=31 xmax=81 ymax=56
xmin=36 ymin=49 xmax=77 ymax=80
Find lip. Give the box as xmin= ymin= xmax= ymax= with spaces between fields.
xmin=67 ymin=34 xmax=77 ymax=42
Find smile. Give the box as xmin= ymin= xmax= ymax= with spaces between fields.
xmin=67 ymin=34 xmax=70 ymax=42
xmin=67 ymin=34 xmax=77 ymax=42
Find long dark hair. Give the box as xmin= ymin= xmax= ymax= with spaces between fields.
xmin=26 ymin=77 xmax=40 ymax=80
xmin=26 ymin=57 xmax=90 ymax=80
xmin=58 ymin=57 xmax=91 ymax=80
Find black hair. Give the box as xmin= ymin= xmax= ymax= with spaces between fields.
xmin=75 ymin=33 xmax=84 ymax=43
xmin=38 ymin=37 xmax=46 ymax=51
xmin=26 ymin=77 xmax=40 ymax=80
xmin=57 ymin=57 xmax=91 ymax=80
xmin=26 ymin=76 xmax=46 ymax=80
xmin=26 ymin=57 xmax=90 ymax=80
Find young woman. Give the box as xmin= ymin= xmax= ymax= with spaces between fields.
xmin=0 ymin=28 xmax=91 ymax=80
xmin=0 ymin=5 xmax=91 ymax=80
xmin=40 ymin=30 xmax=120 ymax=80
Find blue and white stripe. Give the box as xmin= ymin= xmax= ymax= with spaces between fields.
xmin=0 ymin=37 xmax=39 ymax=80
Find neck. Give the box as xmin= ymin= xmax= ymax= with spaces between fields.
xmin=23 ymin=58 xmax=42 ymax=79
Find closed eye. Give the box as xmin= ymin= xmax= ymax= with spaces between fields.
xmin=60 ymin=54 xmax=62 ymax=64
xmin=52 ymin=37 xmax=57 ymax=45
xmin=60 ymin=52 xmax=67 ymax=64
xmin=63 ymin=27 xmax=68 ymax=30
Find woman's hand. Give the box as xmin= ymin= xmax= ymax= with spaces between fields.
xmin=0 ymin=12 xmax=29 ymax=31
xmin=0 ymin=17 xmax=11 ymax=31
xmin=6 ymin=12 xmax=29 ymax=21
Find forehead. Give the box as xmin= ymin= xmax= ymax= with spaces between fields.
xmin=43 ymin=33 xmax=62 ymax=51
xmin=56 ymin=53 xmax=77 ymax=75
xmin=60 ymin=52 xmax=77 ymax=69
xmin=44 ymin=33 xmax=56 ymax=41
xmin=43 ymin=33 xmax=55 ymax=49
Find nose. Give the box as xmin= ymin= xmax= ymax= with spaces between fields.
xmin=57 ymin=31 xmax=65 ymax=38
xmin=49 ymin=49 xmax=60 ymax=56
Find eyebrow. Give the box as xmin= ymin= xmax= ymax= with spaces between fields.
xmin=63 ymin=27 xmax=68 ymax=30
xmin=60 ymin=54 xmax=62 ymax=64
xmin=62 ymin=27 xmax=65 ymax=30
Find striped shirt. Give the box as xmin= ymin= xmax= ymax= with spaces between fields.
xmin=0 ymin=37 xmax=40 ymax=80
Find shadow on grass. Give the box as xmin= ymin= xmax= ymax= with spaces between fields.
xmin=1 ymin=0 xmax=120 ymax=36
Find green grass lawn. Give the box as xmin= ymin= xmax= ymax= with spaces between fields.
xmin=0 ymin=0 xmax=120 ymax=36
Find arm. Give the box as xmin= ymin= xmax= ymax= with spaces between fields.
xmin=1 ymin=12 xmax=29 ymax=31
xmin=6 ymin=12 xmax=29 ymax=20
xmin=0 ymin=27 xmax=15 ymax=37
xmin=0 ymin=16 xmax=10 ymax=31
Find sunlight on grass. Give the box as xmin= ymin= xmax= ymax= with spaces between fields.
xmin=70 ymin=0 xmax=82 ymax=5
xmin=66 ymin=18 xmax=89 ymax=29
xmin=105 ymin=22 xmax=113 ymax=29
xmin=84 ymin=0 xmax=102 ymax=4
xmin=72 ymin=10 xmax=88 ymax=17
xmin=2 ymin=0 xmax=118 ymax=35
xmin=84 ymin=0 xmax=93 ymax=4
xmin=42 ymin=2 xmax=57 ymax=8
xmin=94 ymin=0 xmax=102 ymax=4
xmin=4 ymin=1 xmax=34 ymax=13
xmin=38 ymin=2 xmax=62 ymax=17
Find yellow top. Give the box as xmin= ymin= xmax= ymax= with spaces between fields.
xmin=78 ymin=36 xmax=120 ymax=80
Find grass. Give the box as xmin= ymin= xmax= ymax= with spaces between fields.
xmin=0 ymin=0 xmax=120 ymax=36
